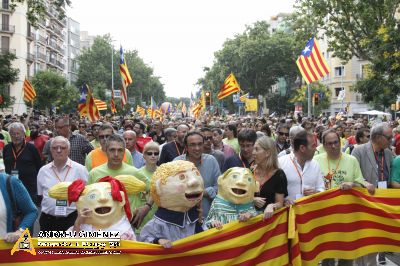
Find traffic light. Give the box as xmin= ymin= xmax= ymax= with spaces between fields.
xmin=205 ymin=91 xmax=211 ymax=106
xmin=314 ymin=93 xmax=319 ymax=105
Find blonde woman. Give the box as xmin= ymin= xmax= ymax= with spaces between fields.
xmin=252 ymin=136 xmax=287 ymax=220
xmin=131 ymin=142 xmax=160 ymax=233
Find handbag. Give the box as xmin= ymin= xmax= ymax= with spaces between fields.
xmin=6 ymin=175 xmax=23 ymax=231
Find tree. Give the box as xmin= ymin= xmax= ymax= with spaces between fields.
xmin=0 ymin=52 xmax=19 ymax=109
xmin=77 ymin=35 xmax=166 ymax=110
xmin=290 ymin=82 xmax=331 ymax=116
xmin=31 ymin=70 xmax=76 ymax=113
xmin=292 ymin=0 xmax=400 ymax=108
xmin=10 ymin=0 xmax=71 ymax=26
xmin=197 ymin=21 xmax=300 ymax=114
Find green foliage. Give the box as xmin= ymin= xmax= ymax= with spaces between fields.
xmin=197 ymin=21 xmax=300 ymax=114
xmin=293 ymin=0 xmax=400 ymax=108
xmin=0 ymin=52 xmax=19 ymax=109
xmin=31 ymin=70 xmax=73 ymax=113
xmin=290 ymin=82 xmax=331 ymax=116
xmin=10 ymin=0 xmax=71 ymax=26
xmin=77 ymin=35 xmax=165 ymax=111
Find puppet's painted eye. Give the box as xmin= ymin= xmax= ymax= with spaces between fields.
xmin=88 ymin=193 xmax=96 ymax=200
xmin=108 ymin=192 xmax=112 ymax=198
xmin=248 ymin=177 xmax=252 ymax=182
xmin=179 ymin=173 xmax=186 ymax=180
xmin=232 ymin=174 xmax=238 ymax=179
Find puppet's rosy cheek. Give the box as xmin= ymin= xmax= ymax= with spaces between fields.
xmin=176 ymin=184 xmax=186 ymax=193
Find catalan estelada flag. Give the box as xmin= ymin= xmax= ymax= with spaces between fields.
xmin=23 ymin=78 xmax=36 ymax=102
xmin=78 ymin=84 xmax=100 ymax=122
xmin=239 ymin=92 xmax=249 ymax=102
xmin=120 ymin=46 xmax=132 ymax=108
xmin=136 ymin=105 xmax=146 ymax=117
xmin=94 ymin=98 xmax=107 ymax=111
xmin=296 ymin=37 xmax=330 ymax=84
xmin=217 ymin=73 xmax=241 ymax=100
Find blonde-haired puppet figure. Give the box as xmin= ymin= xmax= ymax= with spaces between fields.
xmin=49 ymin=175 xmax=145 ymax=240
xmin=139 ymin=161 xmax=204 ymax=248
xmin=205 ymin=167 xmax=259 ymax=229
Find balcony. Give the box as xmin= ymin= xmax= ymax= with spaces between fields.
xmin=37 ymin=52 xmax=46 ymax=62
xmin=0 ymin=24 xmax=15 ymax=33
xmin=56 ymin=60 xmax=65 ymax=69
xmin=27 ymin=31 xmax=35 ymax=41
xmin=0 ymin=47 xmax=15 ymax=55
xmin=47 ymin=57 xmax=56 ymax=66
xmin=27 ymin=52 xmax=35 ymax=62
xmin=53 ymin=27 xmax=63 ymax=37
xmin=37 ymin=34 xmax=47 ymax=45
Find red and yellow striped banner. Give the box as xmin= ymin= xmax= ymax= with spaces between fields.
xmin=0 ymin=209 xmax=289 ymax=265
xmin=290 ymin=188 xmax=400 ymax=265
xmin=1 ymin=189 xmax=399 ymax=265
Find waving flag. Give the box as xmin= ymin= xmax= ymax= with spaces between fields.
xmin=217 ymin=73 xmax=241 ymax=100
xmin=110 ymin=89 xmax=117 ymax=113
xmin=120 ymin=46 xmax=132 ymax=108
xmin=136 ymin=105 xmax=146 ymax=117
xmin=94 ymin=98 xmax=107 ymax=110
xmin=78 ymin=84 xmax=99 ymax=122
xmin=296 ymin=37 xmax=330 ymax=84
xmin=240 ymin=92 xmax=249 ymax=102
xmin=23 ymin=78 xmax=36 ymax=102
xmin=182 ymin=102 xmax=187 ymax=116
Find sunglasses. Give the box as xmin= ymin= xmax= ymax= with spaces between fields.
xmin=203 ymin=136 xmax=213 ymax=141
xmin=79 ymin=125 xmax=86 ymax=128
xmin=278 ymin=132 xmax=289 ymax=137
xmin=146 ymin=151 xmax=159 ymax=156
xmin=98 ymin=135 xmax=111 ymax=140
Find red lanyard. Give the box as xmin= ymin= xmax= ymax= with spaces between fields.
xmin=11 ymin=141 xmax=26 ymax=169
xmin=52 ymin=162 xmax=72 ymax=182
xmin=174 ymin=141 xmax=185 ymax=156
xmin=290 ymin=156 xmax=303 ymax=194
xmin=372 ymin=144 xmax=385 ymax=181
xmin=239 ymin=153 xmax=253 ymax=168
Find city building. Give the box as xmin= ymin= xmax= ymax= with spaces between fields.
xmin=318 ymin=35 xmax=370 ymax=116
xmin=0 ymin=0 xmax=67 ymax=114
xmin=65 ymin=17 xmax=80 ymax=84
xmin=80 ymin=31 xmax=95 ymax=50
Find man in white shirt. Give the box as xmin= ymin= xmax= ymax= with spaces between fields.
xmin=279 ymin=130 xmax=325 ymax=201
xmin=37 ymin=136 xmax=88 ymax=231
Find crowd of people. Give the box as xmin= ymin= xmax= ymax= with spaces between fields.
xmin=0 ymin=111 xmax=399 ymax=265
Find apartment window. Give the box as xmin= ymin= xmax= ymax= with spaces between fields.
xmin=1 ymin=36 xmax=9 ymax=50
xmin=334 ymin=66 xmax=344 ymax=77
xmin=2 ymin=14 xmax=9 ymax=30
xmin=335 ymin=87 xmax=344 ymax=97
xmin=2 ymin=0 xmax=9 ymax=10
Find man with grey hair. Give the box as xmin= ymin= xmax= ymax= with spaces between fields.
xmin=159 ymin=127 xmax=177 ymax=152
xmin=3 ymin=122 xmax=42 ymax=204
xmin=159 ymin=124 xmax=189 ymax=164
xmin=37 ymin=136 xmax=88 ymax=231
xmin=352 ymin=122 xmax=393 ymax=265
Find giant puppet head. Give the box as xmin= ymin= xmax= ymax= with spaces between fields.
xmin=150 ymin=161 xmax=204 ymax=213
xmin=217 ymin=167 xmax=259 ymax=205
xmin=49 ymin=175 xmax=146 ymax=229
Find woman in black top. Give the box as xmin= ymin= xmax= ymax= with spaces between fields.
xmin=252 ymin=136 xmax=288 ymax=220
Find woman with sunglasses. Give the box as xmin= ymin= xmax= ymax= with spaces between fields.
xmin=130 ymin=141 xmax=160 ymax=233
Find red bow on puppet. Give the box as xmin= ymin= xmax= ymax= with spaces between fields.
xmin=68 ymin=176 xmax=132 ymax=221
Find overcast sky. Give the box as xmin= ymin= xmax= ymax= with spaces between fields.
xmin=68 ymin=0 xmax=295 ymax=98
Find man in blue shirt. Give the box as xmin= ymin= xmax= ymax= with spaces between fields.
xmin=174 ymin=131 xmax=220 ymax=218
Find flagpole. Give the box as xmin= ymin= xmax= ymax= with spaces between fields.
xmin=111 ymin=44 xmax=114 ymax=109
xmin=307 ymin=84 xmax=311 ymax=118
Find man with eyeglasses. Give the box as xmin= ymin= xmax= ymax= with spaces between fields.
xmin=37 ymin=136 xmax=88 ymax=231
xmin=200 ymin=127 xmax=224 ymax=171
xmin=275 ymin=124 xmax=290 ymax=154
xmin=173 ymin=131 xmax=220 ymax=218
xmin=85 ymin=124 xmax=133 ymax=172
xmin=352 ymin=122 xmax=394 ymax=266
